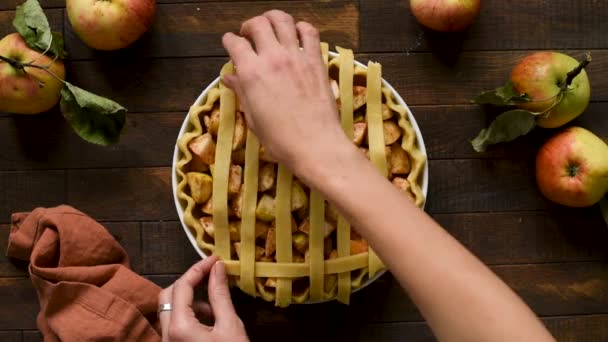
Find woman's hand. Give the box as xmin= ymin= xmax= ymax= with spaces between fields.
xmin=221 ymin=10 xmax=354 ymax=180
xmin=158 ymin=256 xmax=248 ymax=342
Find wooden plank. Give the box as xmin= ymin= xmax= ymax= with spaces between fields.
xmin=360 ymin=0 xmax=608 ymax=52
xmin=0 ymin=171 xmax=65 ymax=223
xmin=139 ymin=204 xmax=608 ymax=280
xmin=0 ymin=0 xmax=63 ymax=10
xmin=0 ymin=278 xmax=38 ymax=330
xmin=2 ymin=102 xmax=606 ymax=171
xmin=0 ymin=331 xmax=22 ymax=342
xmin=435 ymin=210 xmax=608 ymax=265
xmin=427 ymin=158 xmax=546 ymax=214
xmin=414 ymin=102 xmax=608 ymax=160
xmin=0 ymin=9 xmax=62 ymax=35
xmin=66 ymin=167 xmax=175 ymax=221
xmin=345 ymin=315 xmax=608 ymax=342
xmin=0 ymin=112 xmax=185 ymax=170
xmin=61 ymin=157 xmax=604 ymax=222
xmin=21 ymin=331 xmax=41 ymax=342
xmin=63 ymin=50 xmax=608 ymax=114
xmin=357 ymin=50 xmax=608 ymax=106
xmin=65 ymin=1 xmax=359 ymax=59
xmin=6 ymin=262 xmax=608 ymax=331
xmin=141 ymin=221 xmax=200 ymax=274
xmin=544 ymin=314 xmax=608 ymax=342
xmin=17 ymin=313 xmax=608 ymax=341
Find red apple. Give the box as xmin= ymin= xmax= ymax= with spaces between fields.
xmin=410 ymin=0 xmax=481 ymax=32
xmin=66 ymin=0 xmax=156 ymax=51
xmin=536 ymin=127 xmax=608 ymax=207
xmin=0 ymin=33 xmax=66 ymax=114
xmin=511 ymin=52 xmax=591 ymax=129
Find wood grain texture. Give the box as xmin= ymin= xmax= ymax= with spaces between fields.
xmin=0 ymin=0 xmax=62 ymax=10
xmin=0 ymin=9 xmax=62 ymax=32
xmin=62 ymin=50 xmax=608 ymax=115
xmin=360 ymin=0 xmax=608 ymax=53
xmin=7 ymin=262 xmax=608 ymax=331
xmin=415 ymin=102 xmax=608 ymax=160
xmin=0 ymin=331 xmax=22 ymax=342
xmin=66 ymin=168 xmax=175 ymax=221
xmin=0 ymin=112 xmax=185 ymax=170
xmin=65 ymin=1 xmax=359 ymax=59
xmin=0 ymin=171 xmax=66 ymax=223
xmin=141 ymin=221 xmax=200 ymax=274
xmin=1 ymin=103 xmax=606 ymax=172
xmin=357 ymin=51 xmax=608 ymax=106
xmin=435 ymin=210 xmax=608 ymax=265
xmin=0 ymin=278 xmax=38 ymax=330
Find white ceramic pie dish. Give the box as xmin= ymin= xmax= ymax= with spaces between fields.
xmin=172 ymin=52 xmax=429 ymax=302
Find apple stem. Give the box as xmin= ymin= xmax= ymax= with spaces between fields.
xmin=0 ymin=53 xmax=66 ymax=88
xmin=0 ymin=54 xmax=24 ymax=70
xmin=561 ymin=52 xmax=592 ymax=91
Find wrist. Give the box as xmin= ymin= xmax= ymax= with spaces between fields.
xmin=292 ymin=137 xmax=367 ymax=195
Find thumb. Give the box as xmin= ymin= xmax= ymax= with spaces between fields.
xmin=208 ymin=261 xmax=240 ymax=329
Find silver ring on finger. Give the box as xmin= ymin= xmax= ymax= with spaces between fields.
xmin=157 ymin=303 xmax=172 ymax=318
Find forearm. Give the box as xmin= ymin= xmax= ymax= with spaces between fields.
xmin=296 ymin=143 xmax=554 ymax=342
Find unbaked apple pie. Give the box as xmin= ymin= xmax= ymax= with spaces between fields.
xmin=175 ymin=45 xmax=426 ymax=306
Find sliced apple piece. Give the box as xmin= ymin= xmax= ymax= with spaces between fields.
xmin=188 ymin=133 xmax=216 ymax=166
xmin=353 ymin=86 xmax=367 ymax=110
xmin=392 ymin=177 xmax=416 ymax=202
xmin=232 ymin=111 xmax=247 ymax=151
xmin=256 ymin=195 xmax=275 ymax=222
xmin=383 ymin=121 xmax=402 ymax=145
xmin=206 ymin=106 xmax=220 ymax=137
xmin=186 ymin=172 xmax=213 ymax=204
xmin=228 ymin=165 xmax=242 ymax=197
xmin=199 ymin=216 xmax=215 ymax=237
xmin=353 ymin=122 xmax=367 ymax=146
xmin=258 ymin=163 xmax=276 ymax=192
xmin=350 ymin=239 xmax=369 ymax=255
xmin=390 ymin=143 xmax=411 ymax=175
xmin=291 ymin=181 xmax=308 ymax=212
xmin=292 ymin=232 xmax=309 ymax=254
xmin=381 ymin=104 xmax=394 ymax=120
xmin=265 ymin=228 xmax=276 ymax=256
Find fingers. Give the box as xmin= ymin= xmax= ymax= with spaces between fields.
xmin=222 ymin=32 xmax=256 ymax=68
xmin=158 ymin=286 xmax=173 ymax=342
xmin=241 ymin=16 xmax=279 ymax=52
xmin=296 ymin=21 xmax=321 ymax=60
xmin=264 ymin=10 xmax=298 ymax=49
xmin=193 ymin=301 xmax=214 ymax=319
xmin=208 ymin=261 xmax=240 ymax=329
xmin=171 ymin=256 xmax=218 ymax=324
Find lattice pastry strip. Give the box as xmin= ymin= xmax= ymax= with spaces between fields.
xmin=175 ymin=45 xmax=427 ymax=306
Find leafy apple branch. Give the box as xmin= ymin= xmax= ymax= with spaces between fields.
xmin=470 ymin=52 xmax=593 ymax=152
xmin=1 ymin=0 xmax=127 ymax=146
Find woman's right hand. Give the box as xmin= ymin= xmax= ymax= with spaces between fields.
xmin=221 ymin=10 xmax=355 ymax=180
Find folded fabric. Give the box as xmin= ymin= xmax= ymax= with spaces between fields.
xmin=6 ymin=205 xmax=162 ymax=341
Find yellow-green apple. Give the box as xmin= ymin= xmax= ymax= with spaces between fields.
xmin=410 ymin=0 xmax=481 ymax=32
xmin=66 ymin=0 xmax=156 ymax=51
xmin=511 ymin=52 xmax=591 ymax=128
xmin=536 ymin=127 xmax=608 ymax=207
xmin=0 ymin=33 xmax=66 ymax=114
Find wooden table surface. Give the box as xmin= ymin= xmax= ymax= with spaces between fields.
xmin=2 ymin=0 xmax=608 ymax=341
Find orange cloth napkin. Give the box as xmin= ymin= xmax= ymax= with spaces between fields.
xmin=6 ymin=205 xmax=162 ymax=341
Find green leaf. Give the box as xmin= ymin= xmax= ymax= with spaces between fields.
xmin=12 ymin=0 xmax=67 ymax=58
xmin=60 ymin=83 xmax=127 ymax=146
xmin=473 ymin=81 xmax=531 ymax=106
xmin=470 ymin=110 xmax=537 ymax=152
xmin=600 ymin=197 xmax=608 ymax=227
